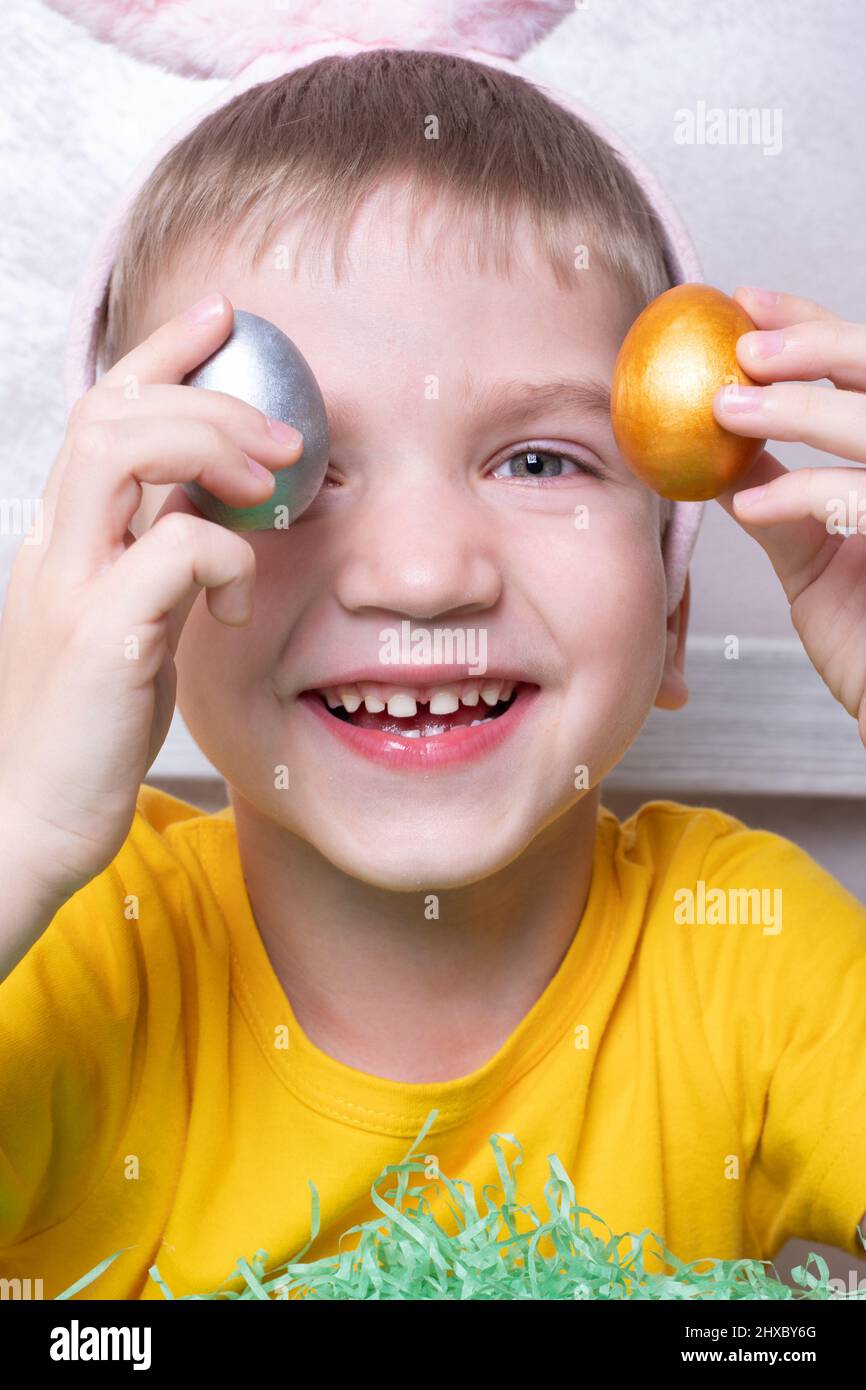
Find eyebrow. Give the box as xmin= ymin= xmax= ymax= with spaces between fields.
xmin=460 ymin=373 xmax=613 ymax=431
xmin=323 ymin=373 xmax=612 ymax=435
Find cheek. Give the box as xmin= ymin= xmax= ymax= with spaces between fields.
xmin=546 ymin=517 xmax=668 ymax=771
xmin=599 ymin=526 xmax=668 ymax=637
xmin=522 ymin=505 xmax=667 ymax=653
xmin=174 ymin=597 xmax=236 ymax=736
xmin=174 ymin=587 xmax=275 ymax=720
xmin=176 ymin=532 xmax=315 ymax=713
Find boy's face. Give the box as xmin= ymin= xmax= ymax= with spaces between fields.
xmin=129 ymin=189 xmax=687 ymax=889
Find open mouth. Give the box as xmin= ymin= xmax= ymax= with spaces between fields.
xmin=297 ymin=677 xmax=540 ymax=769
xmin=302 ymin=679 xmax=526 ymax=738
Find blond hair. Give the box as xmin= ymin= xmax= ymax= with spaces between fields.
xmin=98 ymin=47 xmax=675 ymax=529
xmin=98 ymin=48 xmax=675 ymax=360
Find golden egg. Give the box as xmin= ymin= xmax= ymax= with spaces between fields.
xmin=610 ymin=283 xmax=767 ymax=501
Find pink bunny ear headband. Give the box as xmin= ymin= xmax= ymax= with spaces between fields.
xmin=46 ymin=0 xmax=704 ymax=617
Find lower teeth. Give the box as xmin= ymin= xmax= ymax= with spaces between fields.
xmin=399 ymin=717 xmax=494 ymax=739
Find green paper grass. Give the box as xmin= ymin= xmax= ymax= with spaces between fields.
xmin=56 ymin=1109 xmax=866 ymax=1301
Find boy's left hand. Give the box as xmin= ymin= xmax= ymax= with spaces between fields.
xmin=711 ymin=286 xmax=866 ymax=749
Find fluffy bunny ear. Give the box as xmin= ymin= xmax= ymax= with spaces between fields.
xmin=41 ymin=0 xmax=576 ymax=79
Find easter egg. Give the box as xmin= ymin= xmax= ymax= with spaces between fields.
xmin=610 ymin=284 xmax=766 ymax=501
xmin=182 ymin=309 xmax=330 ymax=530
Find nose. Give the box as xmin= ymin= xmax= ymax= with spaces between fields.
xmin=332 ymin=475 xmax=502 ymax=622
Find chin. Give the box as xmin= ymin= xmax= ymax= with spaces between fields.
xmin=302 ymin=820 xmax=532 ymax=892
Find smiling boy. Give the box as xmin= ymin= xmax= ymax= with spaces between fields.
xmin=125 ymin=196 xmax=672 ymax=1086
xmin=1 ymin=47 xmax=866 ymax=1300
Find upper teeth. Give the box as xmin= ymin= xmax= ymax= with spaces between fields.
xmin=319 ymin=678 xmax=516 ymax=716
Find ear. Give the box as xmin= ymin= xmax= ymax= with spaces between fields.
xmin=654 ymin=570 xmax=691 ymax=711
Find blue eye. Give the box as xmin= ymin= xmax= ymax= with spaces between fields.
xmin=490 ymin=448 xmax=599 ymax=481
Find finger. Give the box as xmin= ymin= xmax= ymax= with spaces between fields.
xmin=40 ymin=294 xmax=238 ymax=528
xmin=69 ymin=383 xmax=303 ymax=467
xmin=735 ymin=318 xmax=866 ymax=393
xmin=732 ymin=462 xmax=866 ymax=530
xmin=713 ymin=380 xmax=866 ymax=464
xmin=733 ymin=285 xmax=844 ymax=330
xmin=100 ymin=292 xmax=234 ymax=391
xmin=43 ymin=415 xmax=278 ymax=584
xmin=716 ymin=449 xmax=843 ymax=598
xmin=715 ymin=446 xmax=789 ymax=515
xmin=728 ymin=460 xmax=866 ymax=603
xmin=149 ymin=485 xmax=224 ymax=655
xmin=92 ymin=509 xmax=257 ymax=649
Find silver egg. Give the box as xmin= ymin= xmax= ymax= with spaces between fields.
xmin=181 ymin=309 xmax=329 ymax=530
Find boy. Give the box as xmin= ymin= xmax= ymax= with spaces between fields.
xmin=1 ymin=47 xmax=865 ymax=1301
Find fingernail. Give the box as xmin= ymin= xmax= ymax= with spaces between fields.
xmin=743 ymin=329 xmax=785 ymax=359
xmin=267 ymin=417 xmax=303 ymax=445
xmin=720 ymin=384 xmax=765 ymax=411
xmin=183 ymin=292 xmax=225 ymax=324
xmin=739 ymin=286 xmax=779 ymax=307
xmin=735 ymin=484 xmax=768 ymax=509
xmin=246 ymin=454 xmax=274 ymax=484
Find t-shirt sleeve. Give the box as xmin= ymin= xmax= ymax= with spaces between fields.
xmin=693 ymin=817 xmax=866 ymax=1262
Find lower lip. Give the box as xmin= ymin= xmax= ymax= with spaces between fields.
xmin=297 ymin=685 xmax=541 ymax=770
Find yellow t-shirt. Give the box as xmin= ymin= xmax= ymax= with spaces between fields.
xmin=2 ymin=783 xmax=866 ymax=1300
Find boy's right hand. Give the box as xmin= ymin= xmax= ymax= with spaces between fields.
xmin=0 ymin=293 xmax=303 ymax=907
